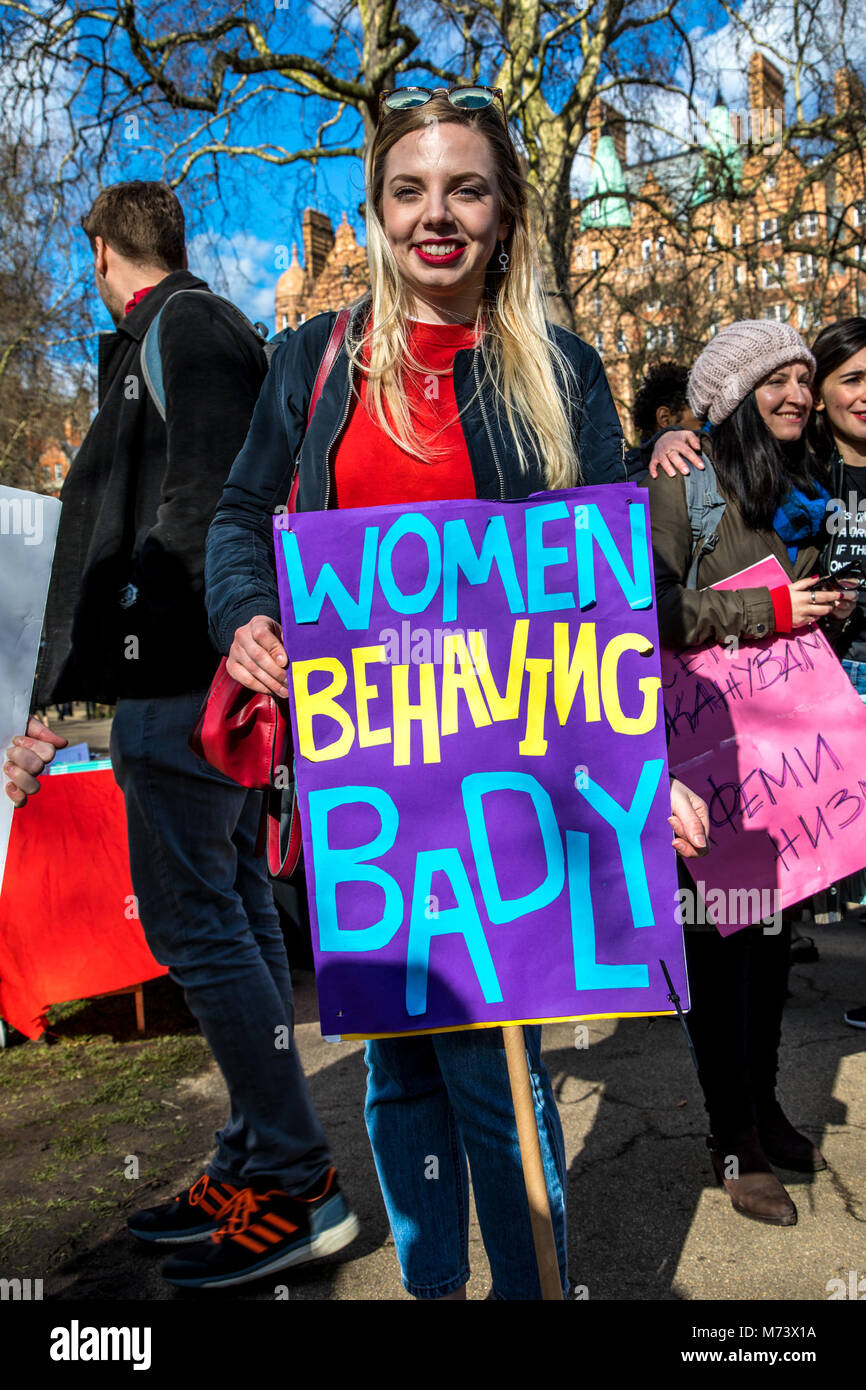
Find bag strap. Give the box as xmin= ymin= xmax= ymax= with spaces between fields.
xmin=287 ymin=307 xmax=351 ymax=513
xmin=141 ymin=289 xmax=269 ymax=421
xmin=684 ymin=453 xmax=727 ymax=590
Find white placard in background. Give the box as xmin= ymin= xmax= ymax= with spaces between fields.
xmin=0 ymin=486 xmax=62 ymax=897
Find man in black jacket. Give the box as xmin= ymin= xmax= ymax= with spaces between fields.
xmin=7 ymin=182 xmax=357 ymax=1289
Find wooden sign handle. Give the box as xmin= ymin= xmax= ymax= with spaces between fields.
xmin=502 ymin=1024 xmax=564 ymax=1301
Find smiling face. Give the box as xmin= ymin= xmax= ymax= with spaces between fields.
xmin=815 ymin=345 xmax=866 ymax=459
xmin=379 ymin=120 xmax=511 ymax=323
xmin=753 ymin=361 xmax=813 ymax=442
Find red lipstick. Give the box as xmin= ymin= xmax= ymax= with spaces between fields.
xmin=413 ymin=243 xmax=467 ymax=265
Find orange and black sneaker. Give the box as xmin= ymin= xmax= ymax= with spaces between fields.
xmin=160 ymin=1167 xmax=359 ymax=1288
xmin=127 ymin=1174 xmax=243 ymax=1245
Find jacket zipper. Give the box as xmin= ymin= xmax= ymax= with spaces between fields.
xmin=473 ymin=348 xmax=506 ymax=500
xmin=321 ymin=371 xmax=352 ymax=512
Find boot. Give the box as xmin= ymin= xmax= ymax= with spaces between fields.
xmin=756 ymin=1098 xmax=827 ymax=1172
xmin=707 ymin=1128 xmax=797 ymax=1226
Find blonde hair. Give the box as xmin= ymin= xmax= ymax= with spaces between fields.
xmin=354 ymin=96 xmax=582 ymax=489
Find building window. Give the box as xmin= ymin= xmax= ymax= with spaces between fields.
xmin=797 ymin=254 xmax=815 ymax=282
xmin=592 ymin=249 xmax=601 ymax=270
xmin=593 ymin=293 xmax=603 ymax=314
xmin=766 ymin=172 xmax=777 ymax=189
xmin=733 ymin=264 xmax=745 ymax=287
xmin=765 ymin=304 xmax=788 ymax=322
xmin=707 ymin=227 xmax=717 ymax=250
xmin=342 ymin=264 xmax=351 ymax=280
xmin=708 ymin=270 xmax=718 ymax=294
xmin=806 ymin=211 xmax=818 ymax=236
xmin=281 ymin=314 xmax=289 ymax=329
xmin=616 ymin=328 xmax=626 ymax=353
xmin=762 ymin=259 xmax=784 ymax=288
xmin=761 ymin=217 xmax=780 ymax=243
xmin=709 ymin=322 xmax=719 ymax=337
xmin=642 ymin=238 xmax=652 ymax=262
xmin=667 ymin=325 xmax=676 ymax=348
xmin=797 ymin=304 xmax=810 ymax=330
xmin=656 ymin=236 xmax=666 ymax=262
xmin=591 ymin=199 xmax=601 ymax=219
xmin=594 ymin=331 xmax=604 ymax=355
xmin=733 ymin=223 xmax=741 ymax=247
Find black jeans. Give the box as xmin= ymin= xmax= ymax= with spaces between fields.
xmin=684 ymin=920 xmax=792 ymax=1141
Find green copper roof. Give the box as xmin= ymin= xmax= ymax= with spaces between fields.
xmin=582 ymin=132 xmax=632 ymax=228
xmin=692 ymin=98 xmax=742 ymax=205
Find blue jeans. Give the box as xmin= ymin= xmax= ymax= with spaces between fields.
xmin=364 ymin=1024 xmax=568 ymax=1299
xmin=111 ymin=692 xmax=332 ymax=1191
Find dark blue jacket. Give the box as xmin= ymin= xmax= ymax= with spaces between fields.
xmin=205 ymin=299 xmax=626 ymax=654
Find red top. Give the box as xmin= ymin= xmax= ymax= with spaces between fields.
xmin=124 ymin=285 xmax=156 ymax=316
xmin=332 ymin=319 xmax=478 ymax=509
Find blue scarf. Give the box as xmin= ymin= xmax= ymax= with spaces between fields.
xmin=772 ymin=483 xmax=830 ymax=561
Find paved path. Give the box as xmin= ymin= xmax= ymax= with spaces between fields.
xmin=48 ymin=916 xmax=866 ymax=1303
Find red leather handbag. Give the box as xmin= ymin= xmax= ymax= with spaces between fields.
xmin=189 ymin=307 xmax=351 ymax=880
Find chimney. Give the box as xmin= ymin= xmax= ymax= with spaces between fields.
xmin=748 ymin=52 xmax=785 ymax=148
xmin=302 ymin=209 xmax=335 ymax=286
xmin=834 ymin=66 xmax=866 ymax=115
xmin=588 ymin=96 xmax=627 ymax=167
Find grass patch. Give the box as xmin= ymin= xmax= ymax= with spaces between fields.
xmin=0 ymin=1011 xmax=213 ymax=1278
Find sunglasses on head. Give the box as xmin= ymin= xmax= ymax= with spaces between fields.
xmin=378 ymin=85 xmax=508 ymax=130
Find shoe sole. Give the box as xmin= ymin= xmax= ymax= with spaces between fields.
xmin=128 ymin=1223 xmax=225 ymax=1246
xmin=162 ymin=1212 xmax=361 ymax=1288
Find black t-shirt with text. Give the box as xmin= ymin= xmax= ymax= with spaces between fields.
xmin=828 ymin=461 xmax=866 ymax=662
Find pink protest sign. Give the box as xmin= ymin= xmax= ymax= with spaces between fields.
xmin=663 ymin=556 xmax=866 ymax=934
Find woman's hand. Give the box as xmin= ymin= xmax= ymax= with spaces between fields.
xmin=647 ymin=430 xmax=705 ymax=479
xmin=227 ymin=616 xmax=289 ymax=697
xmin=789 ymin=577 xmax=845 ymax=629
xmin=4 ymin=717 xmax=69 ymax=806
xmin=669 ymin=778 xmax=709 ymax=858
xmin=828 ymin=581 xmax=859 ymax=623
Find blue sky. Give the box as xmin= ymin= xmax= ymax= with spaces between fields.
xmin=55 ymin=0 xmax=866 ymax=343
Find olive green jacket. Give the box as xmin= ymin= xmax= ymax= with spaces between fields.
xmin=643 ymin=463 xmax=820 ymax=650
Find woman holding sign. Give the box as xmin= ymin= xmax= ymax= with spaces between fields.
xmin=646 ymin=320 xmax=856 ymax=1228
xmin=202 ymin=88 xmax=703 ymax=1299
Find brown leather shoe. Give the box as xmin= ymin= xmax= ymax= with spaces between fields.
xmin=707 ymin=1129 xmax=797 ymax=1226
xmin=756 ymin=1100 xmax=827 ymax=1172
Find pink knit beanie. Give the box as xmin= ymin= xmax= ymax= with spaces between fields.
xmin=687 ymin=320 xmax=816 ymax=426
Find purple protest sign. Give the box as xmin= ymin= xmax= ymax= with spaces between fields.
xmin=275 ymin=485 xmax=686 ymax=1038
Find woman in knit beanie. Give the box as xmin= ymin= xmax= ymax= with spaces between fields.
xmin=645 ymin=319 xmax=857 ymax=1232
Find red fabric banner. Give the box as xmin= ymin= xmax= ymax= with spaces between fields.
xmin=0 ymin=768 xmax=166 ymax=1039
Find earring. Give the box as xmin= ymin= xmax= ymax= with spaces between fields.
xmin=498 ymin=240 xmax=509 ymax=271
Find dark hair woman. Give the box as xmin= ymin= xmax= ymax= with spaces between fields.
xmin=645 ymin=320 xmax=855 ymax=1229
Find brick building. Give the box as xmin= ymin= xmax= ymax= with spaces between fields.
xmin=575 ymin=51 xmax=866 ymax=425
xmin=275 ymin=208 xmax=368 ymax=332
xmin=274 ymin=51 xmax=866 ymax=436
